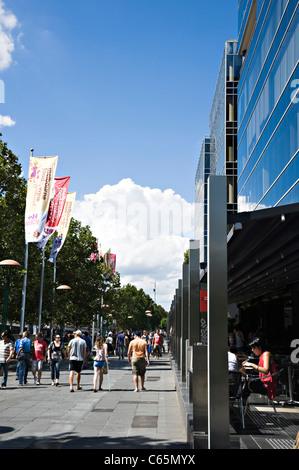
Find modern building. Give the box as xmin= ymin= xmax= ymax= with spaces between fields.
xmin=237 ymin=0 xmax=299 ymax=211
xmin=168 ymin=0 xmax=299 ymax=449
xmin=194 ymin=135 xmax=214 ymax=264
xmin=195 ymin=40 xmax=242 ymax=264
xmin=210 ymin=40 xmax=242 ymax=215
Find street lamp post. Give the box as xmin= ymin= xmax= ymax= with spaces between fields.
xmin=55 ymin=285 xmax=71 ymax=341
xmin=0 ymin=259 xmax=21 ymax=333
xmin=145 ymin=310 xmax=152 ymax=332
xmin=151 ymin=282 xmax=156 ymax=303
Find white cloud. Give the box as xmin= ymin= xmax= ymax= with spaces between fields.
xmin=0 ymin=114 xmax=16 ymax=127
xmin=0 ymin=1 xmax=19 ymax=70
xmin=73 ymin=178 xmax=194 ymax=311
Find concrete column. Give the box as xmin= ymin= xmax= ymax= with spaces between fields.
xmin=188 ymin=240 xmax=200 ymax=345
xmin=207 ymin=175 xmax=230 ymax=449
xmin=181 ymin=264 xmax=189 ymax=382
xmin=175 ymin=282 xmax=182 ymax=369
xmin=192 ymin=344 xmax=208 ymax=448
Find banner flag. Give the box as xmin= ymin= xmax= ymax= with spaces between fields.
xmin=90 ymin=242 xmax=98 ymax=262
xmin=49 ymin=192 xmax=76 ymax=262
xmin=110 ymin=254 xmax=116 ymax=274
xmin=25 ymin=156 xmax=58 ymax=243
xmin=99 ymin=247 xmax=111 ymax=270
xmin=37 ymin=176 xmax=70 ymax=249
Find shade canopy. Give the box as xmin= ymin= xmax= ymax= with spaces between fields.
xmin=227 ymin=203 xmax=299 ymax=306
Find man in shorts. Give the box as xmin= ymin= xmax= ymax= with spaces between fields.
xmin=128 ymin=331 xmax=150 ymax=392
xmin=32 ymin=333 xmax=47 ymax=385
xmin=68 ymin=330 xmax=86 ymax=392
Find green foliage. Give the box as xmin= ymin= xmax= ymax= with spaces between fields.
xmin=0 ymin=136 xmax=168 ymax=333
xmin=107 ymin=283 xmax=168 ymax=332
xmin=184 ymin=249 xmax=189 ymax=264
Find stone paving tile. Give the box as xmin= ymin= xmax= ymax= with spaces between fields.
xmin=0 ymin=354 xmax=188 ymax=450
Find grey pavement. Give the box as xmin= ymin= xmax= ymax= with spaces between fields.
xmin=0 ymin=353 xmax=190 ymax=450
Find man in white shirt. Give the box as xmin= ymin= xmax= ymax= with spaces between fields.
xmin=0 ymin=331 xmax=14 ymax=388
xmin=68 ymin=330 xmax=86 ymax=392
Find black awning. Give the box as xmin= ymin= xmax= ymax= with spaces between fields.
xmin=227 ymin=203 xmax=299 ymax=305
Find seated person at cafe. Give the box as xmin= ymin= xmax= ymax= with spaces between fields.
xmin=228 ymin=342 xmax=243 ymax=372
xmin=242 ymin=337 xmax=278 ymax=400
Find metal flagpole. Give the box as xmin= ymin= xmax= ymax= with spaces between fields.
xmin=20 ymin=148 xmax=34 ymax=332
xmin=20 ymin=242 xmax=28 ymax=332
xmin=37 ymin=246 xmax=45 ymax=332
xmin=50 ymin=257 xmax=57 ymax=341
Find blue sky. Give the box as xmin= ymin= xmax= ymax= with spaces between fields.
xmin=0 ymin=0 xmax=238 ymax=310
xmin=1 ymin=0 xmax=238 ymax=203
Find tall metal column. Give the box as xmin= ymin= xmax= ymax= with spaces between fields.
xmin=175 ymin=285 xmax=181 ymax=368
xmin=188 ymin=240 xmax=200 ymax=345
xmin=207 ymin=175 xmax=229 ymax=449
xmin=181 ymin=263 xmax=189 ymax=382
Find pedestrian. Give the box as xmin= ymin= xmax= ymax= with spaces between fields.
xmin=16 ymin=331 xmax=31 ymax=386
xmin=31 ymin=333 xmax=47 ymax=385
xmin=116 ymin=330 xmax=125 ymax=360
xmin=0 ymin=331 xmax=14 ymax=388
xmin=13 ymin=332 xmax=23 ymax=382
xmin=128 ymin=330 xmax=150 ymax=392
xmin=82 ymin=331 xmax=92 ymax=368
xmin=152 ymin=329 xmax=163 ymax=359
xmin=47 ymin=334 xmax=66 ymax=386
xmin=106 ymin=332 xmax=114 ymax=356
xmin=124 ymin=330 xmax=130 ymax=357
xmin=68 ymin=330 xmax=86 ymax=392
xmin=92 ymin=335 xmax=108 ymax=392
xmin=148 ymin=331 xmax=154 ymax=356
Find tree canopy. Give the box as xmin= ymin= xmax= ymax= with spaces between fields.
xmin=0 ymin=136 xmax=168 ymax=333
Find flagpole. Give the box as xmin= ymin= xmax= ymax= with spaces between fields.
xmin=20 ymin=242 xmax=28 ymax=332
xmin=37 ymin=246 xmax=45 ymax=333
xmin=51 ymin=257 xmax=56 ymax=341
xmin=20 ymin=148 xmax=34 ymax=332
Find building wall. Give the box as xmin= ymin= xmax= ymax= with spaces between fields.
xmin=237 ymin=0 xmax=299 ymax=211
xmin=195 ymin=136 xmax=214 ymax=264
xmin=210 ymin=40 xmax=242 ymax=214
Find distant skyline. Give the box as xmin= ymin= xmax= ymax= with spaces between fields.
xmin=0 ymin=0 xmax=239 ymax=310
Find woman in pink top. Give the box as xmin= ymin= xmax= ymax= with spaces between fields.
xmin=242 ymin=337 xmax=278 ymax=400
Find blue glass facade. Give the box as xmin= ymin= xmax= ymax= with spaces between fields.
xmin=195 ymin=136 xmax=214 ymax=263
xmin=210 ymin=40 xmax=242 ymax=214
xmin=237 ymin=0 xmax=299 ymax=211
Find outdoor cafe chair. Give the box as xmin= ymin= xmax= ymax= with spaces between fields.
xmin=247 ymin=368 xmax=284 ymax=428
xmin=229 ymin=371 xmax=246 ymax=429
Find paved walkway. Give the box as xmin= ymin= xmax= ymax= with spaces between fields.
xmin=0 ymin=354 xmax=189 ymax=450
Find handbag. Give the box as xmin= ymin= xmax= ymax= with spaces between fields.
xmin=103 ymin=364 xmax=108 ymax=375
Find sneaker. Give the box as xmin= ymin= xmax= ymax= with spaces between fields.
xmin=1 ymin=385 xmax=6 ymax=389
xmin=36 ymin=381 xmax=40 ymax=385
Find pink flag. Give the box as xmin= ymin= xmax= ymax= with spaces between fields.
xmin=37 ymin=176 xmax=70 ymax=249
xmin=110 ymin=254 xmax=116 ymax=274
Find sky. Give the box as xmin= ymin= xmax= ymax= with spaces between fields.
xmin=0 ymin=0 xmax=238 ymax=311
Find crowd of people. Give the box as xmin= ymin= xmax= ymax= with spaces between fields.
xmin=0 ymin=327 xmax=167 ymax=393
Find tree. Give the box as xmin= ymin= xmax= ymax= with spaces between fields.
xmin=108 ymin=284 xmax=167 ymax=332
xmin=0 ymin=136 xmax=31 ymax=326
xmin=0 ymin=136 xmax=167 ymax=333
xmin=0 ymin=136 xmax=117 ymax=330
xmin=49 ymin=219 xmax=117 ymax=328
